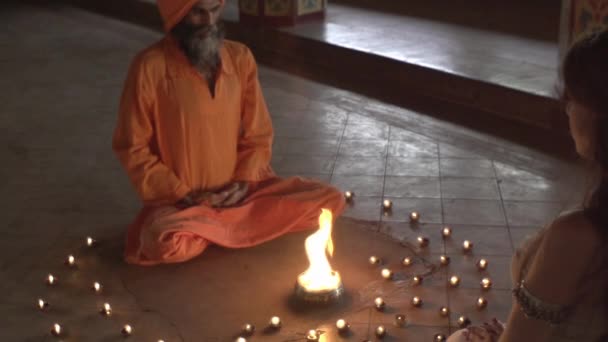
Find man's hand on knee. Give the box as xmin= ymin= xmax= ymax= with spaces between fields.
xmin=218 ymin=182 xmax=248 ymax=207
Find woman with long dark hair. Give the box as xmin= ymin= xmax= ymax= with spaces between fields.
xmin=448 ymin=29 xmax=608 ymax=342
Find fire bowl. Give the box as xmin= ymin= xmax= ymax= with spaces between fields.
xmin=293 ymin=271 xmax=344 ymax=304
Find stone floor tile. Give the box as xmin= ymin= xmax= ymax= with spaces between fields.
xmin=443 ymin=199 xmax=506 ymax=226
xmin=447 ymin=288 xmax=513 ymax=328
xmin=440 ymin=159 xmax=496 ymax=178
xmin=384 ymin=176 xmax=441 ymax=198
xmin=272 ymin=155 xmax=336 ymax=174
xmin=273 ymin=137 xmax=340 ymax=156
xmin=498 ymin=178 xmax=565 ymax=201
xmin=441 ymin=177 xmax=500 ymax=200
xmin=338 ymin=139 xmax=388 ymax=157
xmin=439 ymin=143 xmax=488 ymax=160
xmin=509 ymin=227 xmax=541 ymax=250
xmin=380 ymin=222 xmax=446 ymax=256
xmin=443 ymin=255 xmax=512 ymax=291
xmin=380 ymin=198 xmax=443 ymax=224
xmin=444 ymin=225 xmax=513 ymax=256
xmin=341 ymin=196 xmax=383 ymax=222
xmin=388 ymin=139 xmax=439 ymax=158
xmin=333 ymin=155 xmax=386 ymax=176
xmin=330 ymin=175 xmax=385 ymax=197
xmin=503 ymin=201 xmax=563 ymax=227
xmin=386 ymin=157 xmax=440 ymax=177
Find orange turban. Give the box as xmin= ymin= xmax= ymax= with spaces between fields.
xmin=157 ymin=0 xmax=199 ymax=32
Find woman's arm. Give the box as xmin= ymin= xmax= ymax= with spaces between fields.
xmin=499 ymin=212 xmax=600 ymax=342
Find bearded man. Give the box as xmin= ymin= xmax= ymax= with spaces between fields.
xmin=112 ymin=0 xmax=345 ymax=265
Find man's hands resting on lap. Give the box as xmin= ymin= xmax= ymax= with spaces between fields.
xmin=176 ymin=182 xmax=249 ymax=209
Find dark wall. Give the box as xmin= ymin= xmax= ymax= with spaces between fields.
xmin=331 ymin=0 xmax=561 ymax=42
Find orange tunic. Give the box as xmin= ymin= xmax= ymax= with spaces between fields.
xmin=112 ymin=36 xmax=345 ymax=265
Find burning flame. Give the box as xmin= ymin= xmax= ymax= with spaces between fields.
xmin=298 ymin=209 xmax=341 ymax=292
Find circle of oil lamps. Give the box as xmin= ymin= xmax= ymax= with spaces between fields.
xmin=417 ymin=236 xmax=430 ymax=248
xmin=439 ymin=306 xmax=450 ymax=317
xmin=236 ymin=338 xmax=246 ymax=342
xmin=477 ymin=258 xmax=489 ymax=271
xmin=100 ymin=303 xmax=112 ymax=316
xmin=434 ymin=333 xmax=447 ymax=341
xmin=402 ymin=256 xmax=413 ymax=267
xmin=477 ymin=297 xmax=488 ymax=310
xmin=374 ymin=297 xmax=386 ymax=311
xmin=38 ymin=299 xmax=50 ymax=311
xmin=409 ymin=211 xmax=420 ymax=223
xmin=51 ymin=323 xmax=62 ymax=337
xmin=449 ymin=275 xmax=461 ymax=287
xmin=242 ymin=323 xmax=255 ymax=336
xmin=344 ymin=191 xmax=354 ymax=202
xmin=92 ymin=282 xmax=102 ymax=293
xmin=369 ymin=255 xmax=381 ymax=265
xmin=439 ymin=255 xmax=450 ymax=266
xmin=463 ymin=240 xmax=474 ymax=253
xmin=441 ymin=226 xmax=452 ymax=238
xmin=395 ymin=314 xmax=407 ymax=327
xmin=269 ymin=316 xmax=282 ymax=329
xmin=382 ymin=199 xmax=393 ymax=211
xmin=412 ymin=275 xmax=423 ymax=286
xmin=65 ymin=255 xmax=76 ymax=267
xmin=336 ymin=319 xmax=350 ymax=333
xmin=481 ymin=277 xmax=493 ymax=290
xmin=381 ymin=268 xmax=393 ymax=280
xmin=46 ymin=274 xmax=56 ymax=286
xmin=457 ymin=316 xmax=471 ymax=328
xmin=375 ymin=325 xmax=387 ymax=338
xmin=121 ymin=324 xmax=133 ymax=336
xmin=86 ymin=236 xmax=96 ymax=247
xmin=306 ymin=329 xmax=319 ymax=341
xmin=411 ymin=296 xmax=423 ymax=308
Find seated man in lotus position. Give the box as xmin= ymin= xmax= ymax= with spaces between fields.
xmin=112 ymin=0 xmax=345 ymax=265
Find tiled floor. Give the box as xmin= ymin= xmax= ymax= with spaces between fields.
xmin=0 ymin=2 xmax=585 ymax=341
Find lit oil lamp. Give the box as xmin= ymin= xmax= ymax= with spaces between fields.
xmin=382 ymin=199 xmax=393 ymax=211
xmin=38 ymin=299 xmax=49 ymax=311
xmin=374 ymin=297 xmax=386 ymax=311
xmin=375 ymin=325 xmax=387 ymax=338
xmin=463 ymin=240 xmax=473 ymax=253
xmin=477 ymin=258 xmax=488 ymax=271
xmin=439 ymin=306 xmax=450 ymax=317
xmin=65 ymin=255 xmax=76 ymax=267
xmin=409 ymin=212 xmax=420 ymax=223
xmin=449 ymin=275 xmax=460 ymax=287
xmin=434 ymin=333 xmax=447 ymax=341
xmin=336 ymin=319 xmax=350 ymax=333
xmin=477 ymin=297 xmax=488 ymax=310
xmin=442 ymin=226 xmax=452 ymax=238
xmin=86 ymin=236 xmax=96 ymax=247
xmin=439 ymin=255 xmax=450 ymax=266
xmin=457 ymin=316 xmax=471 ymax=328
xmin=306 ymin=329 xmax=319 ymax=341
xmin=100 ymin=303 xmax=112 ymax=316
xmin=395 ymin=314 xmax=407 ymax=327
xmin=381 ymin=268 xmax=393 ymax=280
xmin=92 ymin=282 xmax=102 ymax=293
xmin=344 ymin=191 xmax=354 ymax=202
xmin=369 ymin=255 xmax=381 ymax=265
xmin=269 ymin=316 xmax=282 ymax=329
xmin=235 ymin=338 xmax=246 ymax=342
xmin=402 ymin=257 xmax=413 ymax=266
xmin=417 ymin=236 xmax=430 ymax=248
xmin=121 ymin=324 xmax=133 ymax=336
xmin=481 ymin=277 xmax=493 ymax=290
xmin=242 ymin=324 xmax=255 ymax=336
xmin=412 ymin=275 xmax=423 ymax=286
xmin=46 ymin=274 xmax=56 ymax=286
xmin=51 ymin=323 xmax=62 ymax=337
xmin=411 ymin=296 xmax=423 ymax=308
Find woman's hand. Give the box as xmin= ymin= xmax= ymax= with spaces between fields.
xmin=463 ymin=319 xmax=504 ymax=341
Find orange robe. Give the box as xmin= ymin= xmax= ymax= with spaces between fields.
xmin=112 ymin=36 xmax=345 ymax=265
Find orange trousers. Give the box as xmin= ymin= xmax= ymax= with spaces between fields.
xmin=124 ymin=177 xmax=346 ymax=265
